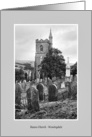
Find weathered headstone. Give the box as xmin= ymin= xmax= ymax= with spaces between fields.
xmin=65 ymin=81 xmax=71 ymax=98
xmin=26 ymin=87 xmax=32 ymax=110
xmin=44 ymin=85 xmax=48 ymax=101
xmin=48 ymin=84 xmax=58 ymax=102
xmin=61 ymin=81 xmax=65 ymax=89
xmin=37 ymin=83 xmax=44 ymax=101
xmin=70 ymin=75 xmax=73 ymax=82
xmin=21 ymin=80 xmax=26 ymax=92
xmin=15 ymin=83 xmax=22 ymax=107
xmin=36 ymin=78 xmax=40 ymax=84
xmin=44 ymin=77 xmax=47 ymax=85
xmin=21 ymin=93 xmax=27 ymax=107
xmin=31 ymin=84 xmax=40 ymax=111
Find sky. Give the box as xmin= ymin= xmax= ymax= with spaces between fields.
xmin=15 ymin=24 xmax=78 ymax=64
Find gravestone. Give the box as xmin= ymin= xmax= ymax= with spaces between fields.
xmin=44 ymin=77 xmax=47 ymax=85
xmin=36 ymin=78 xmax=40 ymax=84
xmin=26 ymin=87 xmax=32 ymax=110
xmin=21 ymin=80 xmax=26 ymax=92
xmin=37 ymin=83 xmax=44 ymax=101
xmin=44 ymin=85 xmax=48 ymax=101
xmin=61 ymin=81 xmax=65 ymax=89
xmin=15 ymin=83 xmax=22 ymax=107
xmin=65 ymin=82 xmax=71 ymax=97
xmin=20 ymin=80 xmax=27 ymax=107
xmin=48 ymin=84 xmax=58 ymax=102
xmin=70 ymin=75 xmax=73 ymax=82
xmin=31 ymin=84 xmax=40 ymax=111
xmin=21 ymin=93 xmax=27 ymax=107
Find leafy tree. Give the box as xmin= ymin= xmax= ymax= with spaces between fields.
xmin=15 ymin=68 xmax=25 ymax=81
xmin=71 ymin=62 xmax=77 ymax=77
xmin=23 ymin=63 xmax=34 ymax=70
xmin=40 ymin=48 xmax=66 ymax=79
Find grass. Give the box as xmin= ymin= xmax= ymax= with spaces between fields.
xmin=15 ymin=98 xmax=77 ymax=119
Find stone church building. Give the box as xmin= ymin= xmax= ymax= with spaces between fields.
xmin=35 ymin=29 xmax=53 ymax=78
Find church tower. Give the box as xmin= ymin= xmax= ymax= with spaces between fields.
xmin=35 ymin=30 xmax=53 ymax=78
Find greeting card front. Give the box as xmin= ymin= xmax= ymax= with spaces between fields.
xmin=0 ymin=7 xmax=91 ymax=137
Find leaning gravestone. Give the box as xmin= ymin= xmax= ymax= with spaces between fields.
xmin=48 ymin=84 xmax=58 ymax=102
xmin=31 ymin=84 xmax=40 ymax=111
xmin=37 ymin=83 xmax=44 ymax=101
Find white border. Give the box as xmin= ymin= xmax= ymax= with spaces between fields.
xmin=14 ymin=24 xmax=78 ymax=121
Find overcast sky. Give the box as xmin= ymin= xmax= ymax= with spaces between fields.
xmin=15 ymin=24 xmax=78 ymax=64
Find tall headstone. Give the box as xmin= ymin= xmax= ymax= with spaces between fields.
xmin=15 ymin=83 xmax=22 ymax=107
xmin=37 ymin=83 xmax=44 ymax=101
xmin=44 ymin=77 xmax=47 ymax=85
xmin=48 ymin=84 xmax=58 ymax=102
xmin=20 ymin=80 xmax=27 ymax=107
xmin=31 ymin=83 xmax=40 ymax=111
xmin=26 ymin=87 xmax=32 ymax=110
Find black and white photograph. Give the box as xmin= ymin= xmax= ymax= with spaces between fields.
xmin=15 ymin=24 xmax=78 ymax=120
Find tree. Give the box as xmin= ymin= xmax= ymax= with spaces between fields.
xmin=71 ymin=62 xmax=77 ymax=77
xmin=24 ymin=63 xmax=34 ymax=70
xmin=40 ymin=48 xmax=66 ymax=79
xmin=15 ymin=68 xmax=25 ymax=81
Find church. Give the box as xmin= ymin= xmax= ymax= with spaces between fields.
xmin=35 ymin=30 xmax=71 ymax=81
xmin=35 ymin=29 xmax=53 ymax=78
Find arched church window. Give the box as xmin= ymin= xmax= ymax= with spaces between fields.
xmin=40 ymin=45 xmax=43 ymax=51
